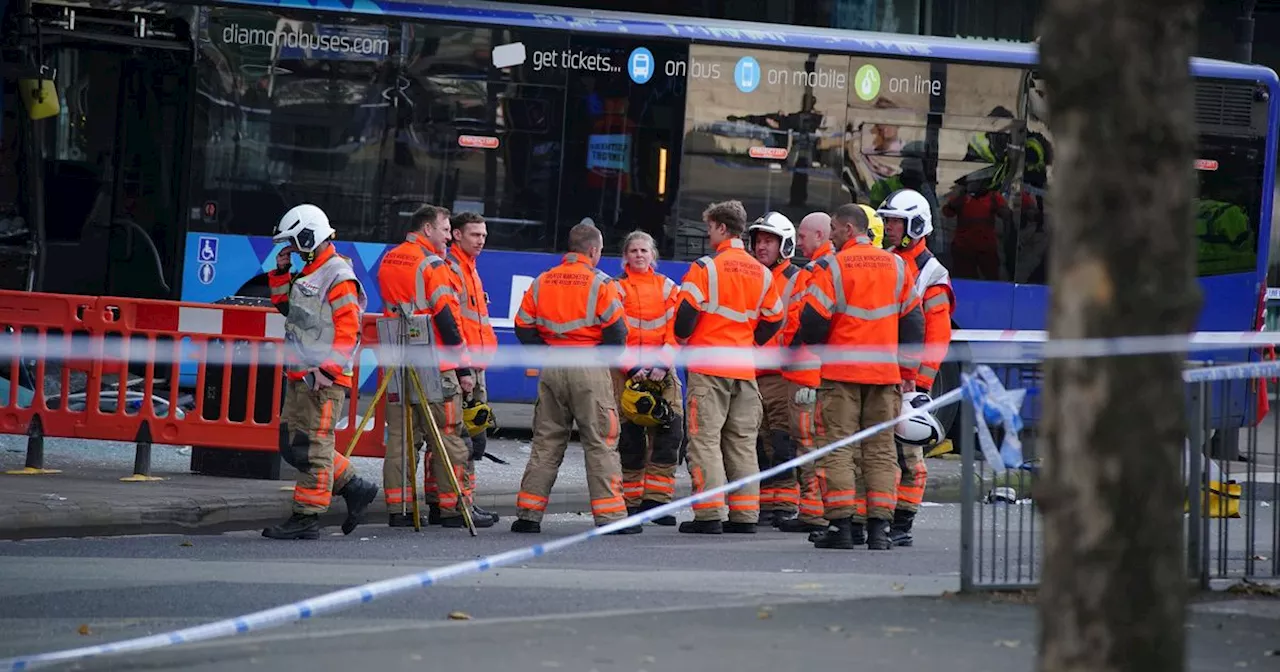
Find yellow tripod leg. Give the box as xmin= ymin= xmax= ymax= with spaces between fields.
xmin=343 ymin=370 xmax=392 ymax=459
xmin=403 ymin=375 xmax=423 ymax=532
xmin=408 ymin=367 xmax=476 ymax=537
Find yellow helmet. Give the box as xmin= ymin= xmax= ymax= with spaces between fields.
xmin=856 ymin=204 xmax=885 ymax=249
xmin=619 ymin=379 xmax=674 ymax=428
xmin=463 ymin=399 xmax=497 ymax=437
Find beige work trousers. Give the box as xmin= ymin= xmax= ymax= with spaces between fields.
xmin=280 ymin=380 xmax=354 ymax=515
xmin=384 ymin=370 xmax=470 ymax=519
xmin=787 ymin=380 xmax=826 ymax=526
xmin=516 ymin=366 xmax=627 ymax=525
xmin=685 ymin=372 xmax=762 ymax=524
xmin=757 ymin=373 xmax=799 ymax=514
xmin=814 ymin=381 xmax=901 ymax=522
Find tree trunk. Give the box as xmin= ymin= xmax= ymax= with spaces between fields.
xmin=1037 ymin=1 xmax=1203 ymax=671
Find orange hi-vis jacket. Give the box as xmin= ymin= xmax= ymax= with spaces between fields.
xmin=799 ymin=235 xmax=924 ymax=385
xmin=446 ymin=245 xmax=498 ymax=369
xmin=896 ymin=241 xmax=955 ymax=392
xmin=268 ymin=245 xmax=365 ymax=388
xmin=674 ymin=238 xmax=785 ymax=380
xmin=756 ymin=259 xmax=804 ymax=378
xmin=617 ymin=265 xmax=679 ymax=373
xmin=375 ymin=232 xmax=468 ymax=373
xmin=781 ymin=241 xmax=836 ymax=389
xmin=514 ymin=253 xmax=628 ymax=348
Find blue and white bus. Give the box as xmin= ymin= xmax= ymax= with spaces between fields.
xmin=14 ymin=0 xmax=1277 ymax=434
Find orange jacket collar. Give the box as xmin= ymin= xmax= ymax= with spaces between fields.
xmin=771 ymin=258 xmax=792 ymax=278
xmin=562 ymin=252 xmax=596 ymax=268
xmin=897 ymin=239 xmax=928 ymax=261
xmin=714 ymin=238 xmax=746 ymax=253
xmin=811 ymin=241 xmax=835 ymax=259
xmin=839 ymin=235 xmax=874 ymax=252
xmin=302 ymin=244 xmax=336 ymax=274
xmin=450 ymin=243 xmax=479 ymax=267
xmin=623 ymin=264 xmax=655 ymax=278
xmin=407 ymin=232 xmax=446 ymax=257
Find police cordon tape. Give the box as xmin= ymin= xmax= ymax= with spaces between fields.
xmin=2 ymin=355 xmax=1277 ymax=671
xmin=0 ymin=380 xmax=986 ymax=672
xmin=0 ymin=330 xmax=1277 ymax=370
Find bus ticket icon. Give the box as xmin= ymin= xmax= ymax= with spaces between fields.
xmin=628 ymin=47 xmax=655 ymax=84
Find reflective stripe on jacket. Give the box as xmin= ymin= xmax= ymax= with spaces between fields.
xmin=447 ymin=246 xmax=498 ymax=368
xmin=802 ymin=235 xmax=922 ymax=385
xmin=269 ymin=245 xmax=367 ymax=388
xmin=617 ymin=265 xmax=678 ymax=371
xmin=898 ymin=243 xmax=954 ymax=391
xmin=375 ymin=233 xmax=467 ymax=371
xmin=675 ymin=238 xmax=785 ymax=380
xmin=515 ymin=253 xmax=626 ymax=347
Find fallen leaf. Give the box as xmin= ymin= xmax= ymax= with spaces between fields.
xmin=883 ymin=626 xmax=918 ymax=634
xmin=77 ymin=624 xmax=91 ymax=636
xmin=994 ymin=640 xmax=1021 ymax=648
xmin=757 ymin=607 xmax=773 ymax=620
xmin=892 ymin=583 xmax=906 ymax=592
xmin=447 ymin=611 xmax=471 ymax=620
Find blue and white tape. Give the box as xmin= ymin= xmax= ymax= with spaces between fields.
xmin=0 ymin=378 xmax=981 ymax=672
xmin=962 ymin=367 xmax=1028 ymax=474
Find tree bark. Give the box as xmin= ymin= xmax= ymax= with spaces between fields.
xmin=1037 ymin=1 xmax=1203 ymax=672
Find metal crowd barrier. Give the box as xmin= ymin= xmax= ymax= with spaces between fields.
xmin=959 ymin=360 xmax=1280 ymax=592
xmin=0 ymin=289 xmax=388 ymax=480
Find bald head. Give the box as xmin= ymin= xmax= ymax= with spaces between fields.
xmin=797 ymin=212 xmax=832 ymax=258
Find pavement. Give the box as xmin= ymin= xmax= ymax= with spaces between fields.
xmin=0 ymin=513 xmax=1276 ymax=671
xmin=0 ymin=421 xmax=977 ymax=541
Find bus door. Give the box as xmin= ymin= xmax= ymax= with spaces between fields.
xmin=29 ymin=4 xmax=192 ymax=300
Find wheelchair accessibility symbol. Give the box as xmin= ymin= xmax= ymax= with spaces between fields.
xmin=197 ymin=236 xmax=219 ymax=264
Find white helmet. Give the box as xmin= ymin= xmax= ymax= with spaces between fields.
xmin=876 ymin=189 xmax=933 ymax=247
xmin=747 ymin=211 xmax=796 ymax=259
xmin=274 ymin=204 xmax=336 ymax=256
xmin=896 ymin=391 xmax=943 ymax=447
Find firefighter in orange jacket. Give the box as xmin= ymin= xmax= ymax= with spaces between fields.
xmin=776 ymin=211 xmax=836 ymax=535
xmin=375 ymin=204 xmax=491 ymax=530
xmin=263 ymin=204 xmax=379 ymax=540
xmin=674 ymin=200 xmax=785 ymax=535
xmin=799 ymin=203 xmax=924 ymax=550
xmin=879 ymin=188 xmax=955 ymax=546
xmin=431 ymin=211 xmax=501 ymax=526
xmin=512 ymin=221 xmax=639 ymax=534
xmin=614 ymin=230 xmax=684 ymax=525
xmin=748 ymin=211 xmax=806 ymax=528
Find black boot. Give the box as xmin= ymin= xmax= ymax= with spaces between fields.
xmin=510 ymin=518 xmax=541 ymax=533
xmin=637 ymin=500 xmax=677 ymax=526
xmin=779 ymin=517 xmax=827 ymax=533
xmin=338 ymin=477 xmax=379 ymax=535
xmin=472 ymin=503 xmax=500 ymax=524
xmin=678 ymin=519 xmax=723 ymax=534
xmin=427 ymin=504 xmax=443 ymax=525
xmin=770 ymin=510 xmax=798 ymax=528
xmin=602 ymin=520 xmax=643 ymax=535
xmin=441 ymin=510 xmax=496 ymax=529
xmin=815 ymin=520 xmax=865 ymax=545
xmin=263 ymin=513 xmax=321 ymax=540
xmin=866 ymin=518 xmax=892 ymax=551
xmin=811 ymin=517 xmax=856 ymax=549
xmin=889 ymin=509 xmax=915 ymax=547
xmin=724 ymin=521 xmax=757 ymax=534
xmin=388 ymin=512 xmax=429 ymax=528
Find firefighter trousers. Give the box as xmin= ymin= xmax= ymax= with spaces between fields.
xmin=896 ymin=442 xmax=928 ymax=513
xmin=385 ymin=370 xmax=471 ymax=519
xmin=756 ymin=373 xmax=799 ymax=514
xmin=685 ymin=372 xmax=763 ymax=524
xmin=278 ymin=380 xmax=354 ymax=515
xmin=814 ymin=381 xmax=900 ymax=522
xmin=788 ymin=380 xmax=826 ymax=526
xmin=611 ymin=369 xmax=684 ymax=506
xmin=517 ymin=366 xmax=627 ymax=525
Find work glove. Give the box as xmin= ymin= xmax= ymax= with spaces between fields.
xmin=793 ymin=387 xmax=816 ymax=406
xmin=305 ymin=368 xmax=335 ymax=391
xmin=647 ymin=367 xmax=667 ymax=382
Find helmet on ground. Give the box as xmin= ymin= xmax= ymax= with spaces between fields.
xmin=855 ymin=204 xmax=885 ymax=249
xmin=876 ymin=189 xmax=933 ymax=247
xmin=620 ymin=379 xmax=675 ymax=428
xmin=463 ymin=399 xmax=498 ymax=437
xmin=747 ymin=211 xmax=796 ymax=259
xmin=896 ymin=391 xmax=943 ymax=447
xmin=275 ymin=204 xmax=336 ymax=257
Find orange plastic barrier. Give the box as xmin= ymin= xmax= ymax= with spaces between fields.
xmin=0 ymin=289 xmax=391 ymax=478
